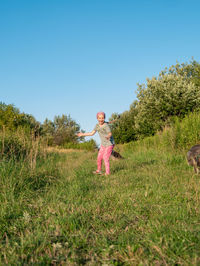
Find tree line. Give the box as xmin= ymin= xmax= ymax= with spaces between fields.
xmin=1 ymin=59 xmax=200 ymax=146
xmin=0 ymin=103 xmax=81 ymax=146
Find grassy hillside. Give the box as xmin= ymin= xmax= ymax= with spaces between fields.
xmin=0 ymin=141 xmax=199 ymax=264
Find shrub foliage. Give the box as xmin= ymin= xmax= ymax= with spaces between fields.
xmin=111 ymin=60 xmax=200 ymax=143
xmin=42 ymin=114 xmax=81 ymax=146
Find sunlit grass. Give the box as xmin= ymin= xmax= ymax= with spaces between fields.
xmin=0 ymin=145 xmax=200 ymax=265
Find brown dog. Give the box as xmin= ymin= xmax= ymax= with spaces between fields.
xmin=187 ymin=144 xmax=200 ymax=174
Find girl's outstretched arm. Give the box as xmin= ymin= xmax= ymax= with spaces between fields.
xmin=77 ymin=130 xmax=96 ymax=137
xmin=108 ymin=115 xmax=120 ymax=124
xmin=108 ymin=119 xmax=116 ymax=124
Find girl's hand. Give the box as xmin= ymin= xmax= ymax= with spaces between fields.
xmin=77 ymin=132 xmax=83 ymax=137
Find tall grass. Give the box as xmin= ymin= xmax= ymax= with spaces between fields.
xmin=1 ymin=145 xmax=199 ymax=264
xmin=0 ymin=112 xmax=200 ymax=264
xmin=167 ymin=111 xmax=200 ymax=149
xmin=125 ymin=111 xmax=200 ymax=152
xmin=0 ymin=130 xmax=30 ymax=160
xmin=0 ymin=128 xmax=47 ymax=170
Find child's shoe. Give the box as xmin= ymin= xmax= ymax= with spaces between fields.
xmin=93 ymin=170 xmax=102 ymax=175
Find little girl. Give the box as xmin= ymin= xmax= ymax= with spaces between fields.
xmin=77 ymin=112 xmax=115 ymax=175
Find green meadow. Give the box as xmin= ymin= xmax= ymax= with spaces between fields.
xmin=0 ymin=140 xmax=200 ymax=265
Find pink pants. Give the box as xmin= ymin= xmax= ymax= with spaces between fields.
xmin=97 ymin=145 xmax=114 ymax=174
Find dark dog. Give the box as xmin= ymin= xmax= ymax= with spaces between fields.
xmin=187 ymin=144 xmax=200 ymax=174
xmin=111 ymin=150 xmax=124 ymax=160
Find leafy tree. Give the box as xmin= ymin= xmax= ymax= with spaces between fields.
xmin=0 ymin=102 xmax=40 ymax=135
xmin=42 ymin=118 xmax=55 ymax=145
xmin=109 ymin=59 xmax=200 ymax=141
xmin=167 ymin=59 xmax=200 ymax=88
xmin=42 ymin=114 xmax=81 ymax=146
xmin=0 ymin=102 xmax=20 ymax=130
xmin=134 ymin=61 xmax=200 ymax=138
xmin=17 ymin=113 xmax=41 ymax=137
xmin=110 ymin=107 xmax=137 ymax=144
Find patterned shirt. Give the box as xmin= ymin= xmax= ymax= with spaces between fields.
xmin=94 ymin=123 xmax=115 ymax=147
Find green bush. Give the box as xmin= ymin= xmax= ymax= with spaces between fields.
xmin=111 ymin=60 xmax=200 ymax=142
xmin=134 ymin=69 xmax=200 ymax=138
xmin=111 ymin=109 xmax=137 ymax=144
xmin=124 ymin=111 xmax=200 ymax=152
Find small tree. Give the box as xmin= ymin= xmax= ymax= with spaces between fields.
xmin=42 ymin=114 xmax=81 ymax=146
xmin=110 ymin=106 xmax=137 ymax=144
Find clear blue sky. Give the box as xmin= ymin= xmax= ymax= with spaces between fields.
xmin=1 ymin=0 xmax=200 ymax=144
